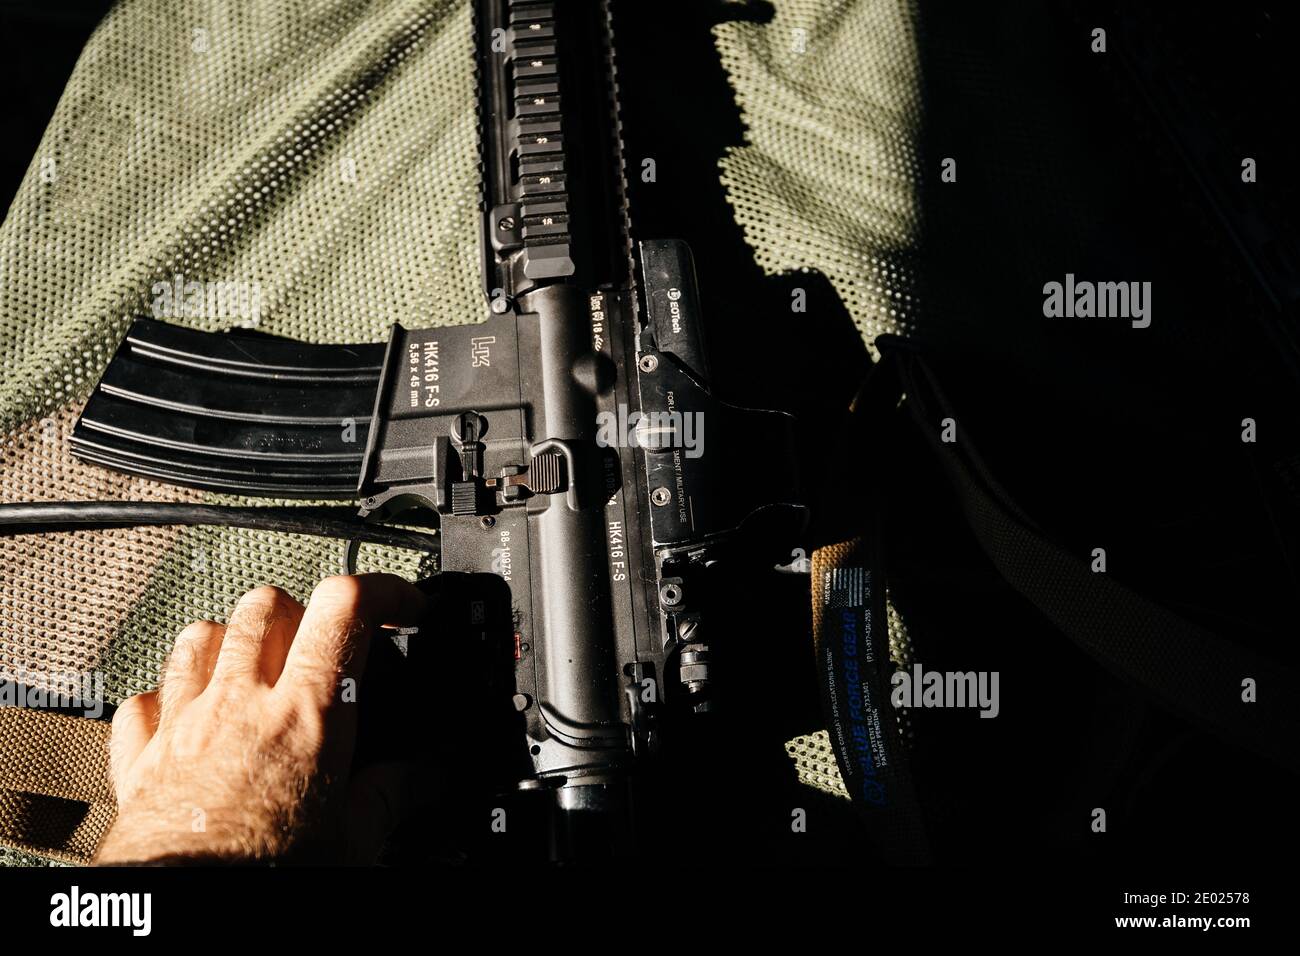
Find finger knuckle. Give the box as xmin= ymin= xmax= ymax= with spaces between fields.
xmin=176 ymin=619 xmax=221 ymax=643
xmin=211 ymin=653 xmax=261 ymax=685
xmin=111 ymin=691 xmax=155 ymax=730
xmin=310 ymin=574 xmax=365 ymax=612
xmin=169 ymin=720 xmax=217 ymax=759
xmin=235 ymin=585 xmax=297 ymax=616
xmin=309 ymin=619 xmax=364 ymax=669
xmin=165 ymin=635 xmax=202 ymax=675
xmin=292 ymin=645 xmax=347 ymax=689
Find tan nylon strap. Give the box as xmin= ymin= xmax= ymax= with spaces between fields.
xmin=810 ymin=540 xmax=857 ymax=646
xmin=0 ymin=708 xmax=116 ymax=864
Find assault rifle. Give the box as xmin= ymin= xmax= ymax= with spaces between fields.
xmin=1 ymin=0 xmax=809 ymax=858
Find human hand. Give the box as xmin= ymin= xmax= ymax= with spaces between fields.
xmin=94 ymin=574 xmax=426 ymax=865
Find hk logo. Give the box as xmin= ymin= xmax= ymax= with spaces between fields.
xmin=471 ymin=336 xmax=496 ymax=368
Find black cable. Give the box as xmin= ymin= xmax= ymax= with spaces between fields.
xmin=0 ymin=501 xmax=438 ymax=552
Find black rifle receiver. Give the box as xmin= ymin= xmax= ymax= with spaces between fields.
xmin=64 ymin=0 xmax=807 ymax=857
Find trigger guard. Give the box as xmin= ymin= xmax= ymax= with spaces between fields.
xmin=344 ymin=537 xmax=362 ymax=575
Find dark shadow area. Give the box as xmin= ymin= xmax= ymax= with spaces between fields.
xmin=614 ymin=1 xmax=871 ymax=422
xmin=613 ymin=0 xmax=873 ymax=863
xmin=0 ymin=0 xmax=116 ymax=216
xmin=894 ymin=0 xmax=1300 ymax=863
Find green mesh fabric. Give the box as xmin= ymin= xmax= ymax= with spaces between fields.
xmin=0 ymin=0 xmax=925 ymax=861
xmin=715 ymin=0 xmax=923 ymax=348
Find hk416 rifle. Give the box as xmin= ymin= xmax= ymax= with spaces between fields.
xmin=0 ymin=0 xmax=810 ymax=859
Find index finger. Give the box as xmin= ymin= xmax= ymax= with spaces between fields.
xmin=276 ymin=574 xmax=426 ymax=707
